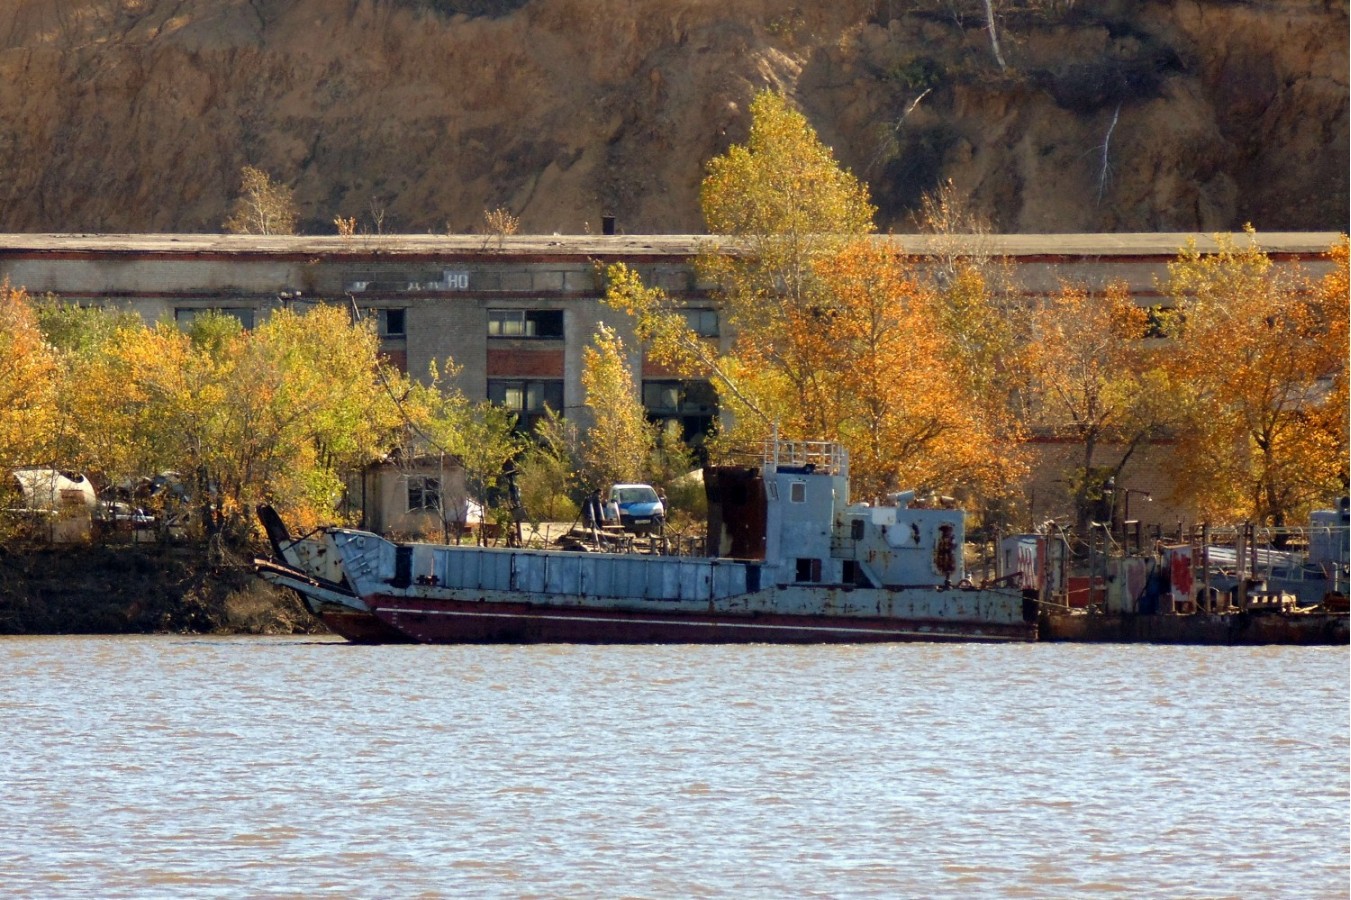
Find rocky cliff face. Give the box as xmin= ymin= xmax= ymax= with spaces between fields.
xmin=0 ymin=0 xmax=1344 ymax=235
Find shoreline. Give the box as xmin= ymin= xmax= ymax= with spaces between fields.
xmin=0 ymin=543 xmax=321 ymax=637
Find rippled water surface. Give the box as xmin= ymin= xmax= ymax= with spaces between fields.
xmin=1 ymin=637 xmax=1346 ymax=898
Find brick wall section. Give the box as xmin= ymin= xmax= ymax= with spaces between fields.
xmin=380 ymin=349 xmax=408 ymax=373
xmin=487 ymin=347 xmax=566 ymax=376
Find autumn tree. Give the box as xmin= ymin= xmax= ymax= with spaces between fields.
xmin=401 ymin=359 xmax=523 ymax=544
xmin=602 ymin=262 xmax=768 ymax=437
xmin=1163 ymin=231 xmax=1349 ymax=526
xmin=237 ymin=305 xmax=405 ymax=529
xmin=580 ymin=324 xmax=654 ymax=488
xmin=1304 ymin=237 xmax=1350 ymax=501
xmin=605 ymin=90 xmax=1028 ymax=509
xmin=697 ymin=89 xmax=876 ymax=444
xmin=905 ymin=179 xmax=1034 ymax=523
xmin=224 ymin=166 xmax=298 ymax=235
xmin=1025 ymin=281 xmax=1168 ymax=530
xmin=0 ymin=282 xmax=60 ymax=515
xmin=83 ymin=305 xmax=403 ymax=541
xmin=36 ymin=300 xmax=167 ymax=512
xmin=516 ymin=408 xmax=583 ymax=524
xmin=605 ymin=90 xmax=876 ymax=451
xmin=795 ymin=240 xmax=1021 ymax=500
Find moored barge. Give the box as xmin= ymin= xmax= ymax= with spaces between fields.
xmin=263 ymin=441 xmax=1037 ymax=644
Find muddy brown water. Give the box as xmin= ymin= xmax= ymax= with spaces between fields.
xmin=2 ymin=636 xmax=1346 ymax=898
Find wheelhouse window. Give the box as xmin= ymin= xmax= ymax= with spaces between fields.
xmin=407 ymin=475 xmax=441 ymax=512
xmin=488 ymin=379 xmax=564 ymax=431
xmin=487 ymin=309 xmax=564 ymax=339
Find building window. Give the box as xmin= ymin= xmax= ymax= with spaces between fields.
xmin=174 ymin=307 xmax=255 ymax=330
xmin=488 ymin=379 xmax=564 ymax=430
xmin=407 ymin=476 xmax=441 ymax=512
xmin=642 ymin=379 xmax=717 ymax=444
xmin=681 ymin=308 xmax=719 ymax=337
xmin=378 ymin=308 xmax=407 ymax=337
xmin=643 ymin=381 xmax=681 ymax=412
xmin=790 ymin=482 xmax=806 ymax=503
xmin=488 ymin=309 xmax=564 ymax=339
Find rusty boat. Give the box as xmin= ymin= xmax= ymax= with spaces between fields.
xmin=1001 ymin=515 xmax=1350 ymax=646
xmin=262 ymin=441 xmax=1037 ymax=644
xmin=256 ymin=504 xmax=411 ymax=644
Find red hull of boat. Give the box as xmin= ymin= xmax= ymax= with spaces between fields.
xmin=319 ymin=608 xmax=414 ymax=644
xmin=370 ymin=596 xmax=1036 ymax=644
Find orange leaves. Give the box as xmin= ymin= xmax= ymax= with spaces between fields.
xmin=1023 ymin=280 xmax=1161 ymax=527
xmin=756 ymin=238 xmax=1016 ymax=501
xmin=0 ymin=281 xmax=60 ymax=473
xmin=1026 ymin=280 xmax=1153 ymax=444
xmin=1162 ymin=232 xmax=1349 ymax=524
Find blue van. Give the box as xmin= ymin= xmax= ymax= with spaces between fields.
xmin=608 ymin=484 xmax=665 ymax=534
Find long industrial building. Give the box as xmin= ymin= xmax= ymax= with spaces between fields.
xmin=0 ymin=231 xmax=1340 ymax=528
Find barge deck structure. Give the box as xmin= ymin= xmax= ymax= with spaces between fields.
xmin=1004 ymin=517 xmax=1349 ymax=646
xmin=256 ymin=504 xmax=410 ymax=644
xmin=299 ymin=441 xmax=1037 ymax=644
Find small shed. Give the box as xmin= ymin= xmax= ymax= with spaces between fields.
xmin=352 ymin=456 xmax=478 ymax=540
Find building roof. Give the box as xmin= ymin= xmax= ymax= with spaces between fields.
xmin=0 ymin=231 xmax=1340 ymax=262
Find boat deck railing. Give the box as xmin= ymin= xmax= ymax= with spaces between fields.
xmin=758 ymin=439 xmax=849 ymax=477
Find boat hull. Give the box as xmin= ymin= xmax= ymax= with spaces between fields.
xmin=1041 ymin=610 xmax=1349 ymax=645
xmin=370 ymin=594 xmax=1036 ymax=644
xmin=317 ymin=605 xmax=414 ymax=644
xmin=256 ymin=558 xmax=411 ymax=644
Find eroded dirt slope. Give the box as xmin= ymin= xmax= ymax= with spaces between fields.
xmin=0 ymin=0 xmax=1344 ymax=234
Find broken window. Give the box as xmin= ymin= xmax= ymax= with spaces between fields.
xmin=407 ymin=475 xmax=441 ymax=513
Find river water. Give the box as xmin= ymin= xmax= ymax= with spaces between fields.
xmin=1 ymin=636 xmax=1346 ymax=898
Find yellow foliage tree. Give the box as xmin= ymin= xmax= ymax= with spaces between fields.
xmin=606 ymin=91 xmax=1027 ymax=510
xmin=581 ymin=324 xmax=654 ymax=487
xmin=236 ymin=305 xmax=405 ymax=529
xmin=224 ymin=166 xmax=298 ymax=236
xmin=400 ymin=358 xmax=523 ymax=544
xmin=1163 ymin=231 xmax=1349 ymax=526
xmin=0 ymin=282 xmax=60 ymax=492
xmin=1025 ymin=281 xmax=1166 ymax=529
xmin=89 ymin=306 xmax=401 ymax=539
xmin=698 ymin=90 xmax=876 ymax=442
xmin=34 ymin=299 xmax=163 ymax=503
